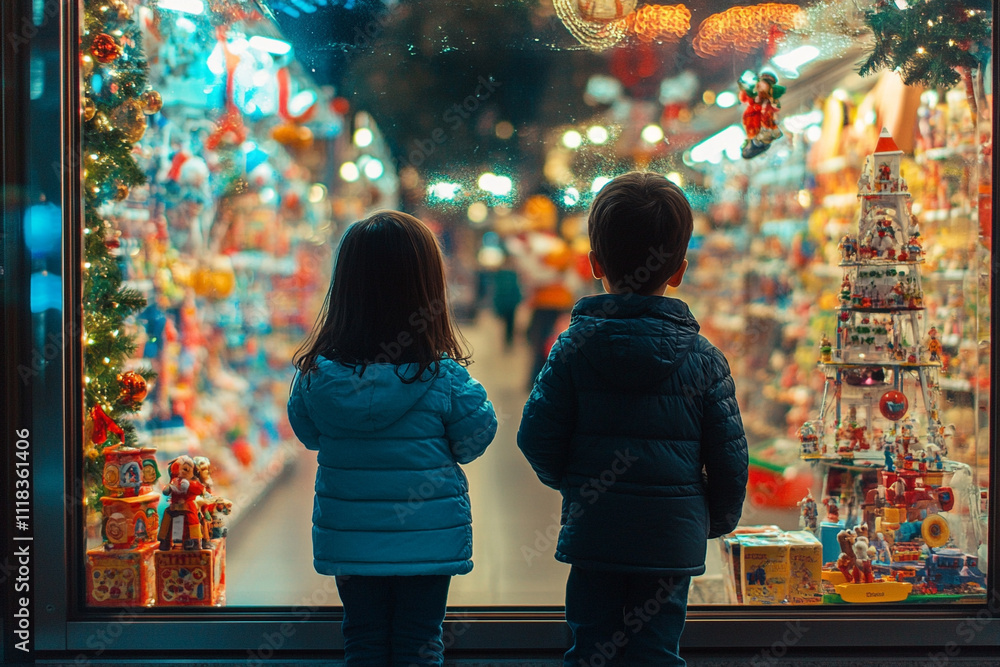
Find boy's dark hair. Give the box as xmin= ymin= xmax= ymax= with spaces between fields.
xmin=588 ymin=172 xmax=693 ymax=295
xmin=293 ymin=210 xmax=470 ymax=381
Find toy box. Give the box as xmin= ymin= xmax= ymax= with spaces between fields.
xmin=154 ymin=538 xmax=226 ymax=606
xmin=719 ymin=527 xmax=822 ymax=605
xmin=741 ymin=537 xmax=791 ymax=605
xmin=101 ymin=492 xmax=160 ymax=549
xmin=86 ymin=542 xmax=157 ymax=607
xmin=785 ymin=530 xmax=823 ymax=604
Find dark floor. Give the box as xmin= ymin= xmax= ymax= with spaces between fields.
xmin=32 ymin=650 xmax=1000 ymax=667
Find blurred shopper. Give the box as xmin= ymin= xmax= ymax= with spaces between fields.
xmin=491 ymin=254 xmax=522 ymax=351
xmin=507 ymin=217 xmax=575 ymax=386
xmin=518 ymin=174 xmax=748 ymax=667
xmin=289 ymin=211 xmax=498 ymax=667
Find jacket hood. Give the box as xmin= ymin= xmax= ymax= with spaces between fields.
xmin=295 ymin=356 xmax=438 ymax=433
xmin=569 ymin=294 xmax=700 ymax=391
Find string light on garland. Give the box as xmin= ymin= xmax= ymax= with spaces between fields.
xmin=553 ymin=0 xmax=635 ymax=51
xmin=81 ymin=0 xmax=156 ymax=511
xmin=623 ymin=4 xmax=691 ymax=43
xmin=693 ymin=3 xmax=804 ymax=58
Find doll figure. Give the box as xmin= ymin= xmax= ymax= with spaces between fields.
xmin=871 ymin=532 xmax=892 ymax=563
xmin=819 ymin=334 xmax=833 ymax=363
xmin=738 ymin=70 xmax=785 ymax=159
xmin=839 ymin=236 xmax=857 ymax=262
xmin=823 ymin=495 xmax=840 ymax=523
xmin=798 ymin=491 xmax=818 ymax=534
xmin=852 ymin=532 xmax=875 ymax=583
xmin=157 ymin=455 xmax=206 ymax=551
xmin=926 ymin=327 xmax=942 ymax=362
xmin=193 ymin=455 xmax=231 ymax=547
xmin=836 ymin=529 xmax=858 ymax=582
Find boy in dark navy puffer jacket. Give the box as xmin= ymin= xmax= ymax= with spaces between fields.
xmin=517 ymin=172 xmax=748 ymax=667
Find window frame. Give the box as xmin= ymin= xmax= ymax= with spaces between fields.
xmin=13 ymin=0 xmax=999 ymax=655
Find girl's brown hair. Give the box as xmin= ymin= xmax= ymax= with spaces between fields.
xmin=293 ymin=210 xmax=470 ymax=382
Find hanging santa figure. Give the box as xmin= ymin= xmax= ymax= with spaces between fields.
xmin=738 ymin=70 xmax=785 ymax=159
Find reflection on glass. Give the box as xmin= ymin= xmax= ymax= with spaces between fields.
xmin=80 ymin=0 xmax=991 ymax=608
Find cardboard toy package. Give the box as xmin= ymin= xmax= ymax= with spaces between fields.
xmin=154 ymin=538 xmax=226 ymax=606
xmin=86 ymin=542 xmax=157 ymax=607
xmin=720 ymin=527 xmax=822 ymax=605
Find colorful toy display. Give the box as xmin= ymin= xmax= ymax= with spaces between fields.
xmin=86 ymin=445 xmax=162 ymax=606
xmin=801 ymin=129 xmax=941 ymax=466
xmin=799 ymin=130 xmax=985 ymax=604
xmin=153 ymin=454 xmax=229 ymax=606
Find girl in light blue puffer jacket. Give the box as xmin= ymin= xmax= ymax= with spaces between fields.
xmin=288 ymin=211 xmax=497 ymax=667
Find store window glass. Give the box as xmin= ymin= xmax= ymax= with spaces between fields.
xmin=79 ymin=0 xmax=992 ymax=609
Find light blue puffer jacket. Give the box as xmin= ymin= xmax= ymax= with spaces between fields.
xmin=288 ymin=356 xmax=497 ymax=577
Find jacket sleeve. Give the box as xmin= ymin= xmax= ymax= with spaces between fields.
xmin=517 ymin=336 xmax=576 ymax=490
xmin=287 ymin=372 xmax=321 ymax=451
xmin=444 ymin=365 xmax=498 ymax=464
xmin=701 ymin=348 xmax=748 ymax=538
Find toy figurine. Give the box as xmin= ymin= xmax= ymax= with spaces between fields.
xmin=193 ymin=455 xmax=232 ymax=545
xmin=823 ymin=495 xmax=840 ymax=523
xmin=853 ymin=531 xmax=875 ymax=583
xmin=926 ymin=327 xmax=942 ymax=362
xmin=883 ymin=435 xmax=896 ymax=471
xmin=839 ymin=235 xmax=857 ymax=262
xmin=157 ymin=455 xmax=207 ymax=551
xmin=871 ymin=531 xmax=892 ymax=563
xmin=819 ymin=334 xmax=833 ymax=363
xmin=737 ymin=70 xmax=785 ymax=159
xmin=878 ymin=162 xmax=892 ymax=184
xmin=798 ymin=491 xmax=818 ymax=534
xmin=799 ymin=421 xmax=820 ymax=456
xmin=836 ymin=528 xmax=859 ymax=582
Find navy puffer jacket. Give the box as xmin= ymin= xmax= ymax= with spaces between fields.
xmin=288 ymin=357 xmax=497 ymax=577
xmin=517 ymin=294 xmax=748 ymax=575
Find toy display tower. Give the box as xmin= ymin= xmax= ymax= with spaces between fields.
xmin=801 ymin=128 xmax=944 ymax=469
xmin=85 ymin=446 xmax=162 ymax=606
xmin=797 ymin=130 xmax=987 ymax=601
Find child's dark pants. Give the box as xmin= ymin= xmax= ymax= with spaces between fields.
xmin=564 ymin=567 xmax=690 ymax=667
xmin=336 ymin=574 xmax=450 ymax=667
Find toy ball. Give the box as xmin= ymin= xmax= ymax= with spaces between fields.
xmin=879 ymin=390 xmax=908 ymax=421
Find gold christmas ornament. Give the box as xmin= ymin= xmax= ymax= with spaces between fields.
xmin=109 ymin=0 xmax=131 ymax=20
xmin=92 ymin=112 xmax=111 ymax=132
xmin=83 ymin=97 xmax=97 ymax=121
xmin=110 ymin=98 xmax=147 ymax=143
xmin=140 ymin=90 xmax=163 ymax=114
xmin=115 ymin=183 xmax=130 ymax=201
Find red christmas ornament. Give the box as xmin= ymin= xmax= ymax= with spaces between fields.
xmin=91 ymin=33 xmax=122 ymax=63
xmin=117 ymin=371 xmax=148 ymax=404
xmin=879 ymin=390 xmax=908 ymax=421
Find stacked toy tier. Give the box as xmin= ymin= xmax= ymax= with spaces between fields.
xmin=86 ymin=446 xmax=162 ymax=607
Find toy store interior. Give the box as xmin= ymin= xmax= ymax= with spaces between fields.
xmin=65 ymin=0 xmax=993 ymax=610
